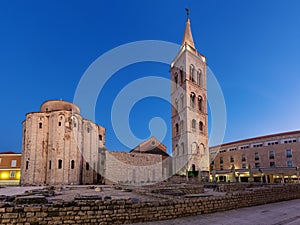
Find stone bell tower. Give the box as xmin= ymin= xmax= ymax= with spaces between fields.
xmin=170 ymin=11 xmax=209 ymax=179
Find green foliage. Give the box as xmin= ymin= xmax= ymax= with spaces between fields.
xmin=188 ymin=171 xmax=195 ymax=177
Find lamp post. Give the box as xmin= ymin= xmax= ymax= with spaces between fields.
xmin=259 ymin=168 xmax=263 ymax=184
xmin=231 ymin=165 xmax=236 ymax=183
xmin=249 ymin=164 xmax=253 ymax=183
xmin=237 ymin=173 xmax=241 ymax=183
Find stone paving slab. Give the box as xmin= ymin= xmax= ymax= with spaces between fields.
xmin=128 ymin=199 xmax=300 ymax=225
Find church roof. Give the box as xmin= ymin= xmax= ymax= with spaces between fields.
xmin=130 ymin=137 xmax=169 ymax=157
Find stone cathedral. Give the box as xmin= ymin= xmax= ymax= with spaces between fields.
xmin=20 ymin=13 xmax=209 ymax=185
xmin=170 ymin=16 xmax=209 ymax=179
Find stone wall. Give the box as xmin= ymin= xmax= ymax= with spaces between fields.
xmin=102 ymin=151 xmax=164 ymax=185
xmin=217 ymin=183 xmax=265 ymax=192
xmin=1 ymin=185 xmax=300 ymax=224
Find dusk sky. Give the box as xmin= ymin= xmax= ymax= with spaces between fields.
xmin=1 ymin=0 xmax=300 ymax=154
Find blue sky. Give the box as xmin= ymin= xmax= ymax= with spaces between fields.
xmin=1 ymin=0 xmax=300 ymax=153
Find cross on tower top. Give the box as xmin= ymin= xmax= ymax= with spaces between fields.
xmin=185 ymin=8 xmax=190 ymax=18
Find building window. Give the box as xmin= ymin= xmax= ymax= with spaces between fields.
xmin=25 ymin=161 xmax=29 ymax=170
xmin=242 ymin=163 xmax=246 ymax=169
xmin=181 ymin=143 xmax=185 ymax=155
xmin=58 ymin=122 xmax=62 ymax=126
xmin=192 ymin=119 xmax=196 ymax=129
xmin=270 ymin=162 xmax=275 ymax=168
xmin=255 ymin=163 xmax=260 ymax=168
xmin=286 ymin=149 xmax=292 ymax=158
xmin=58 ymin=160 xmax=62 ymax=169
xmin=10 ymin=171 xmax=16 ymax=178
xmin=190 ymin=92 xmax=195 ymax=108
xmin=49 ymin=160 xmax=51 ymax=169
xmin=287 ymin=161 xmax=293 ymax=167
xmin=180 ymin=69 xmax=184 ymax=85
xmin=198 ymin=96 xmax=202 ymax=111
xmin=86 ymin=162 xmax=90 ymax=171
xmin=190 ymin=65 xmax=195 ymax=81
xmin=269 ymin=150 xmax=275 ymax=159
xmin=71 ymin=160 xmax=75 ymax=169
xmin=220 ymin=157 xmax=223 ymax=164
xmin=175 ymin=123 xmax=179 ymax=135
xmin=220 ymin=165 xmax=224 ymax=170
xmin=87 ymin=127 xmax=90 ymax=133
xmin=255 ymin=152 xmax=259 ymax=161
xmin=99 ymin=135 xmax=103 ymax=141
xmin=240 ymin=145 xmax=249 ymax=150
xmin=39 ymin=123 xmax=42 ymax=129
xmin=284 ymin=139 xmax=297 ymax=144
xmin=11 ymin=160 xmax=17 ymax=167
xmin=197 ymin=70 xmax=202 ymax=85
xmin=174 ymin=73 xmax=178 ymax=86
xmin=199 ymin=121 xmax=203 ymax=132
xmin=230 ymin=156 xmax=234 ymax=163
xmin=267 ymin=141 xmax=279 ymax=145
xmin=242 ymin=154 xmax=246 ymax=162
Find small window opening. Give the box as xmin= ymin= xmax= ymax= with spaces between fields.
xmin=71 ymin=160 xmax=75 ymax=169
xmin=58 ymin=159 xmax=62 ymax=169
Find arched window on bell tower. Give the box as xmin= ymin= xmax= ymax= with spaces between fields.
xmin=190 ymin=65 xmax=195 ymax=82
xmin=192 ymin=119 xmax=196 ymax=130
xmin=197 ymin=69 xmax=202 ymax=86
xmin=198 ymin=95 xmax=202 ymax=111
xmin=180 ymin=94 xmax=184 ymax=109
xmin=175 ymin=123 xmax=179 ymax=135
xmin=174 ymin=73 xmax=178 ymax=87
xmin=180 ymin=68 xmax=184 ymax=85
xmin=199 ymin=121 xmax=204 ymax=132
xmin=190 ymin=92 xmax=195 ymax=108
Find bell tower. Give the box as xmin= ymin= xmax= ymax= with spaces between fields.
xmin=170 ymin=10 xmax=209 ymax=179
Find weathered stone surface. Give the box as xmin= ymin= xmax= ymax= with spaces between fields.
xmin=74 ymin=195 xmax=102 ymax=201
xmin=14 ymin=195 xmax=47 ymax=204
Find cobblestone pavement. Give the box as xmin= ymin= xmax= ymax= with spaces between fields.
xmin=129 ymin=199 xmax=300 ymax=225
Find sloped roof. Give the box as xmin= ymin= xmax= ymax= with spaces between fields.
xmin=130 ymin=137 xmax=169 ymax=157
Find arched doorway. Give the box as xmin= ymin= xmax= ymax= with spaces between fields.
xmin=192 ymin=164 xmax=196 ymax=172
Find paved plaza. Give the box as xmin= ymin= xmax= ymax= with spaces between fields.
xmin=129 ymin=199 xmax=300 ymax=225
